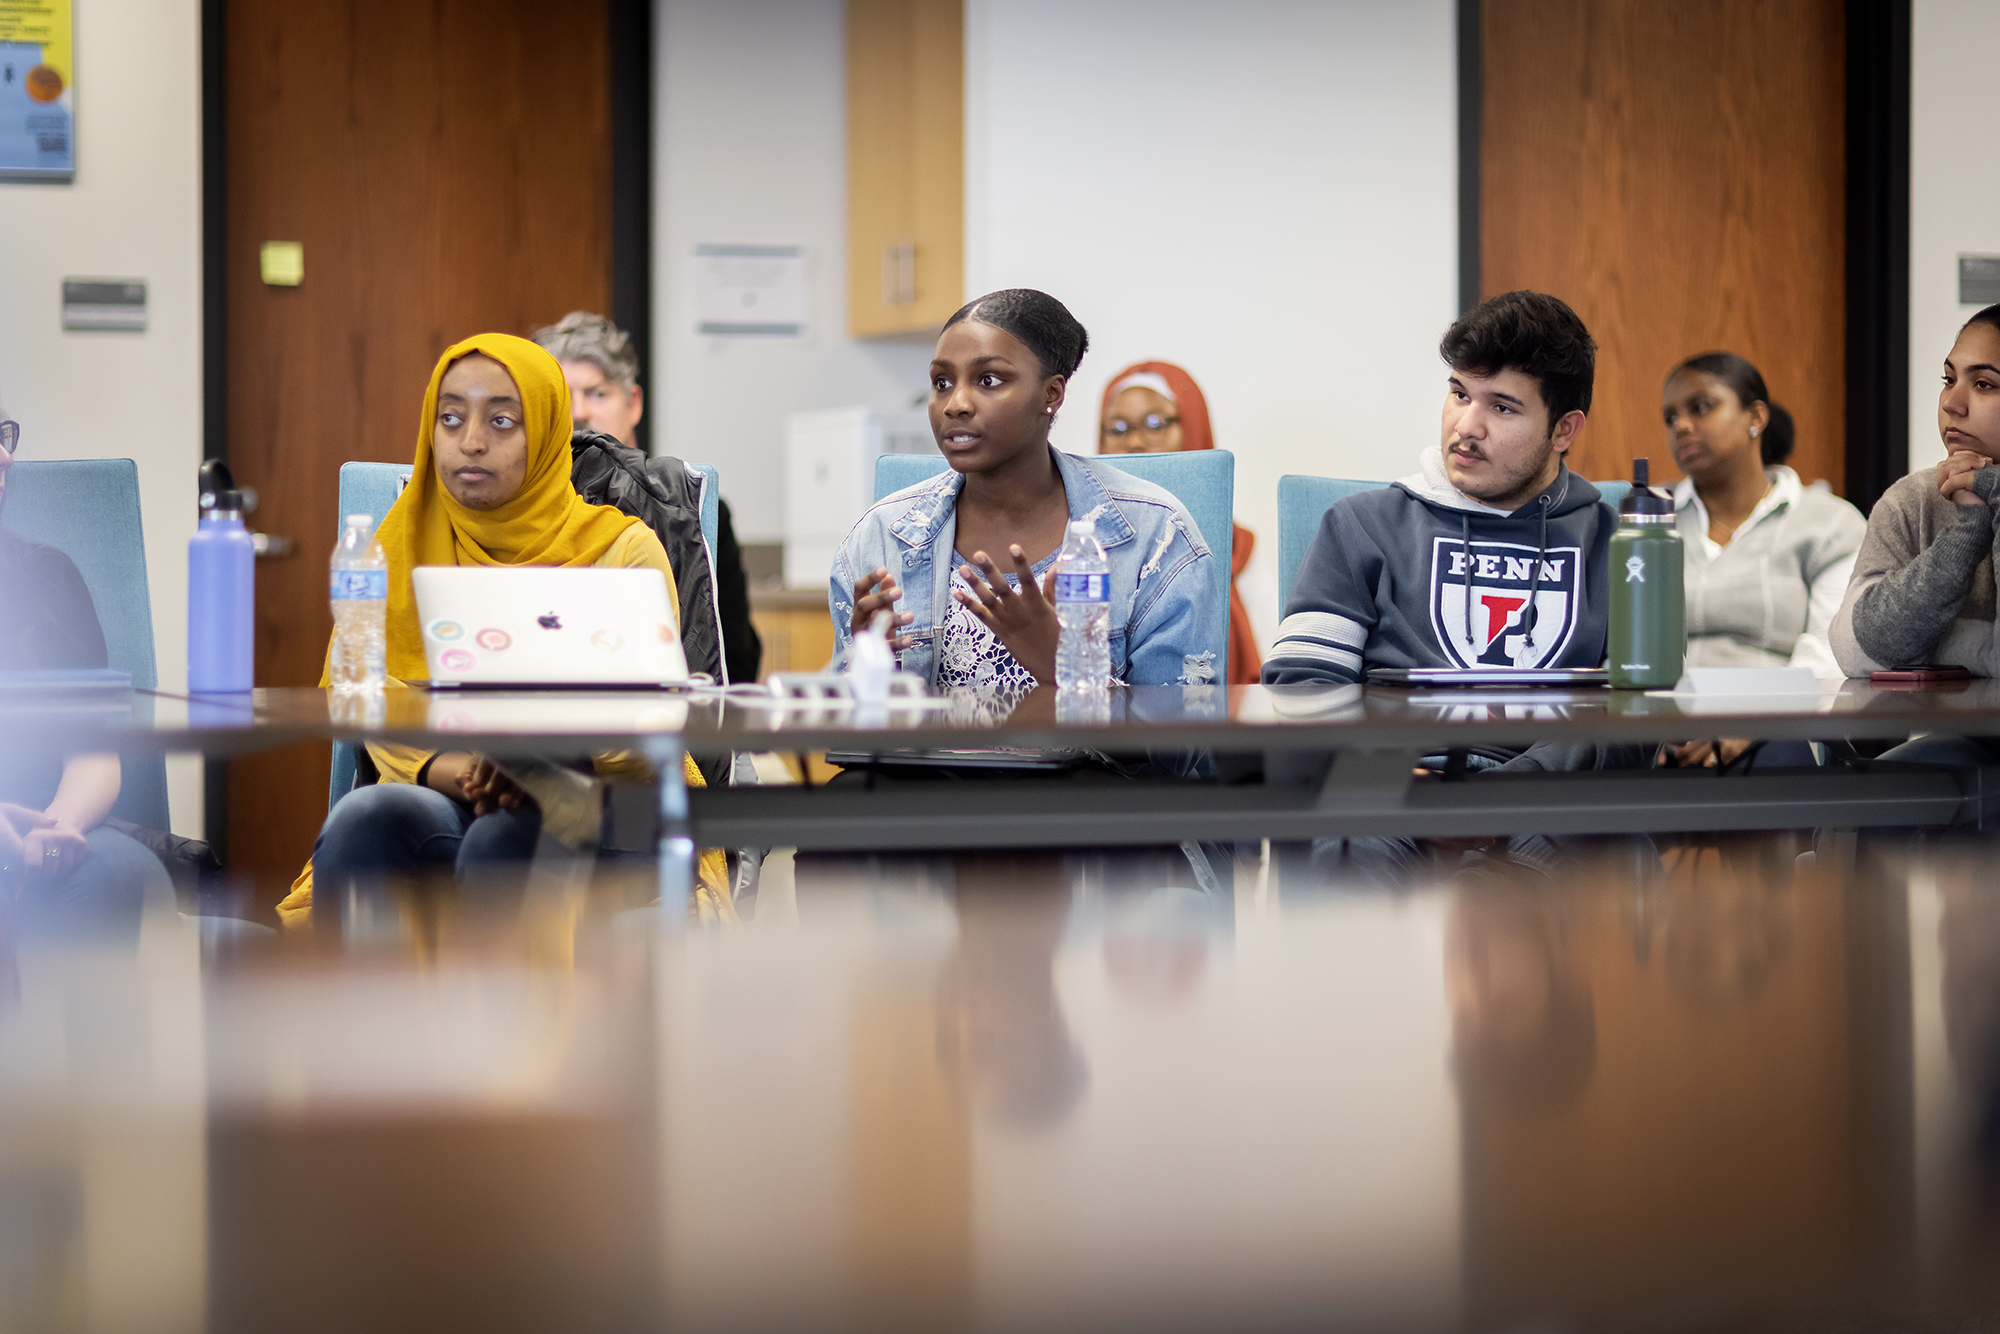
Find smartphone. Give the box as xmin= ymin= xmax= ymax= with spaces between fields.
xmin=1870 ymin=664 xmax=1973 ymax=686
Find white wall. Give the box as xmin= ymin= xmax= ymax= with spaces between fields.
xmin=1908 ymin=0 xmax=2000 ymax=476
xmin=0 ymin=0 xmax=204 ymax=837
xmin=965 ymin=0 xmax=1460 ymax=648
xmin=654 ymin=0 xmax=936 ymax=544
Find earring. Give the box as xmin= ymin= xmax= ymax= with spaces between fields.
xmin=1045 ymin=408 xmax=1054 ymax=415
xmin=1750 ymin=427 xmax=1760 ymax=438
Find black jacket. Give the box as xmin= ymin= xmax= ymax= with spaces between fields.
xmin=568 ymin=430 xmax=725 ymax=683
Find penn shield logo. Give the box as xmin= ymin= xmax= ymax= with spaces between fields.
xmin=1428 ymin=536 xmax=1582 ymax=668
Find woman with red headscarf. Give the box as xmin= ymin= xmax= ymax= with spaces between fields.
xmin=1098 ymin=362 xmax=1261 ymax=684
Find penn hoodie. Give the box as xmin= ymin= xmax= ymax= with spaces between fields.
xmin=1265 ymin=446 xmax=1619 ymax=686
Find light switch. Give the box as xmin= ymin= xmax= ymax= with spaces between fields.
xmin=260 ymin=241 xmax=304 ymax=287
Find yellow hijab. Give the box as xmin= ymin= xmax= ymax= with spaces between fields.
xmin=324 ymin=333 xmax=642 ymax=684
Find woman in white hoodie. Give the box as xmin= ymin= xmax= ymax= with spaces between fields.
xmin=1661 ymin=352 xmax=1864 ymax=678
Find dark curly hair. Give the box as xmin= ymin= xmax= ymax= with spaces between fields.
xmin=1440 ymin=291 xmax=1596 ymax=424
xmin=943 ymin=289 xmax=1089 ymax=381
xmin=1669 ymin=351 xmax=1794 ymax=466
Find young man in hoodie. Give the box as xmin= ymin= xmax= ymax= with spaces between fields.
xmin=1267 ymin=290 xmax=1641 ymax=777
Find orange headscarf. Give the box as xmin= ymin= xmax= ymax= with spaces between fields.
xmin=1098 ymin=361 xmax=1261 ymax=685
xmin=320 ymin=333 xmax=642 ymax=684
xmin=1099 ymin=361 xmax=1216 ymax=453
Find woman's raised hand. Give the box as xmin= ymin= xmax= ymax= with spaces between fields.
xmin=1939 ymin=450 xmax=1991 ymax=507
xmin=851 ymin=567 xmax=916 ymax=650
xmin=956 ymin=546 xmax=1060 ymax=685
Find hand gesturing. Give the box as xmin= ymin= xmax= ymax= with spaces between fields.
xmin=955 ymin=545 xmax=1060 ymax=685
xmin=851 ymin=567 xmax=916 ymax=651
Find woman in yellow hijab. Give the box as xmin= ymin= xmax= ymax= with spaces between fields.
xmin=281 ymin=333 xmax=728 ymax=925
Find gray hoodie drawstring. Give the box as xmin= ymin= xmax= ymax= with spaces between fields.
xmin=1464 ymin=465 xmax=1566 ymax=656
xmin=1459 ymin=511 xmax=1474 ymax=653
xmin=1521 ymin=466 xmax=1570 ymax=649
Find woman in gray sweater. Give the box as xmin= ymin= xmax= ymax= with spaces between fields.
xmin=1662 ymin=352 xmax=1865 ymax=677
xmin=1832 ymin=305 xmax=2000 ymax=681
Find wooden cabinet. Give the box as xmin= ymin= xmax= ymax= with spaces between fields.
xmin=846 ymin=0 xmax=964 ymax=339
xmin=749 ymin=588 xmax=840 ymax=680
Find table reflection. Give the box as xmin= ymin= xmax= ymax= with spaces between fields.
xmin=0 ymin=837 xmax=1997 ymax=1329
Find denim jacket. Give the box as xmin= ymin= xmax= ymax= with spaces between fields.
xmin=830 ymin=448 xmax=1221 ymax=687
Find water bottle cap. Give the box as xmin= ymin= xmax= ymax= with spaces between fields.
xmin=345 ymin=514 xmax=374 ymax=529
xmin=1619 ymin=456 xmax=1674 ymax=517
xmin=1067 ymin=518 xmax=1097 ymax=535
xmin=198 ymin=458 xmax=244 ymax=515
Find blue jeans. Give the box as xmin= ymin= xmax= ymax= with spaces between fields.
xmin=313 ymin=783 xmax=543 ymax=902
xmin=5 ymin=824 xmax=172 ymax=942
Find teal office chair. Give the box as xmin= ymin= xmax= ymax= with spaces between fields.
xmin=872 ymin=450 xmax=1235 ymax=674
xmin=2 ymin=458 xmax=172 ymax=829
xmin=1275 ymin=473 xmax=1634 ymax=613
xmin=326 ymin=460 xmax=723 ymax=809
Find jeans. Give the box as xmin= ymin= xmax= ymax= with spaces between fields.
xmin=4 ymin=824 xmax=172 ymax=943
xmin=313 ymin=783 xmax=544 ymax=903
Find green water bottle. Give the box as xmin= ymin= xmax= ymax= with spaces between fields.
xmin=1607 ymin=458 xmax=1684 ymax=689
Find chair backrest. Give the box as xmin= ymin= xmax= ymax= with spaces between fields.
xmin=326 ymin=459 xmax=723 ymax=808
xmin=872 ymin=451 xmax=1235 ymax=671
xmin=1275 ymin=473 xmax=1637 ymax=615
xmin=689 ymin=462 xmax=719 ymax=555
xmin=3 ymin=458 xmax=170 ymax=828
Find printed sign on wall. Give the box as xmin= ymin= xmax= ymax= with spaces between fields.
xmin=0 ymin=0 xmax=73 ymax=181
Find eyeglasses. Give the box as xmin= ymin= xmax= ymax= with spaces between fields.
xmin=0 ymin=421 xmax=16 ymax=455
xmin=1101 ymin=413 xmax=1179 ymax=439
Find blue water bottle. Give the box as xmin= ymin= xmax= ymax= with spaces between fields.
xmin=188 ymin=459 xmax=256 ymax=693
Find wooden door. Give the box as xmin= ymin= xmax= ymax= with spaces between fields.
xmin=222 ymin=0 xmax=612 ymax=910
xmin=1480 ymin=0 xmax=1846 ymax=492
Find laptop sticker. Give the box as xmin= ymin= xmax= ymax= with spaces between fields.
xmin=476 ymin=629 xmax=512 ymax=652
xmin=439 ymin=648 xmax=476 ymax=673
xmin=428 ymin=620 xmax=464 ymax=642
xmin=591 ymin=629 xmax=625 ymax=651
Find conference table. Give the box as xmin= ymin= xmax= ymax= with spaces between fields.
xmin=6 ymin=682 xmax=2000 ymax=1328
xmin=8 ymin=677 xmax=2000 ymax=849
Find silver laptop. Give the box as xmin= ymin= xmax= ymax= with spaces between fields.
xmin=411 ymin=566 xmax=689 ymax=688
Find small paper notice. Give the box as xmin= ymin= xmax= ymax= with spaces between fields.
xmin=694 ymin=244 xmax=806 ymax=337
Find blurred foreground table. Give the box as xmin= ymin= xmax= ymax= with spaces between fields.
xmin=4 ymin=836 xmax=1998 ymax=1331
xmin=6 ymin=680 xmax=2000 ymax=846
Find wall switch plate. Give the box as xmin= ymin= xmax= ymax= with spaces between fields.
xmin=260 ymin=241 xmax=304 ymax=287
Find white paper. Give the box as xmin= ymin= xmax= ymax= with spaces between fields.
xmin=693 ymin=243 xmax=806 ymax=337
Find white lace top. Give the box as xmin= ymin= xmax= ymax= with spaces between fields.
xmin=937 ymin=553 xmax=1045 ymax=723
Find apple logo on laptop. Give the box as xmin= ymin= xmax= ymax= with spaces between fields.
xmin=538 ymin=613 xmax=562 ymax=630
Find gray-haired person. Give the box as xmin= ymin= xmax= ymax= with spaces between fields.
xmin=531 ymin=311 xmax=762 ymax=684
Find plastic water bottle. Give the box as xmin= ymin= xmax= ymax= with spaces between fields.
xmin=1054 ymin=517 xmax=1111 ymax=692
xmin=188 ymin=459 xmax=256 ymax=692
xmin=329 ymin=514 xmax=388 ymax=691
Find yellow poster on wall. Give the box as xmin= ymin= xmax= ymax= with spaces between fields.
xmin=0 ymin=0 xmax=74 ymax=181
